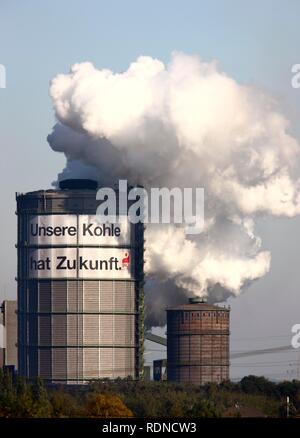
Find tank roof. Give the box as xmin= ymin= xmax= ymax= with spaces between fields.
xmin=166 ymin=303 xmax=229 ymax=311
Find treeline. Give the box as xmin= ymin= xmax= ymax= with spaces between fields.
xmin=0 ymin=370 xmax=300 ymax=418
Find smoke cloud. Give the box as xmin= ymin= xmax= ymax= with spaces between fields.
xmin=47 ymin=53 xmax=300 ymax=326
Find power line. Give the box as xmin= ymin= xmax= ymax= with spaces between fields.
xmin=231 ymin=364 xmax=297 ymax=368
xmin=231 ymin=345 xmax=296 ymax=359
xmin=231 ymin=359 xmax=298 ymax=366
xmin=232 ymin=335 xmax=291 ymax=341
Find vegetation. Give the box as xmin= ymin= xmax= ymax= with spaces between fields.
xmin=0 ymin=369 xmax=300 ymax=418
xmin=85 ymin=394 xmax=133 ymax=417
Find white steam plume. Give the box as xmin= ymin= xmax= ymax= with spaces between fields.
xmin=47 ymin=53 xmax=300 ymax=326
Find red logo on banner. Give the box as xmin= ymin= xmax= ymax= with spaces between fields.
xmin=122 ymin=252 xmax=130 ymax=268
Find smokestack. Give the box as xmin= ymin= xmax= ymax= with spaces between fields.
xmin=188 ymin=296 xmax=207 ymax=304
xmin=16 ymin=185 xmax=144 ymax=382
xmin=167 ymin=298 xmax=230 ymax=385
xmin=59 ymin=179 xmax=98 ymax=190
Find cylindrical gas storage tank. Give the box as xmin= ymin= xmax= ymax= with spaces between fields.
xmin=16 ymin=179 xmax=144 ymax=383
xmin=167 ymin=299 xmax=230 ymax=385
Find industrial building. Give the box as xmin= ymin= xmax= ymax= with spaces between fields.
xmin=153 ymin=359 xmax=167 ymax=381
xmin=0 ymin=300 xmax=18 ymax=370
xmin=16 ymin=179 xmax=144 ymax=383
xmin=167 ymin=298 xmax=230 ymax=385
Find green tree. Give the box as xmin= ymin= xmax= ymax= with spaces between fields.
xmin=0 ymin=369 xmax=15 ymax=417
xmin=188 ymin=398 xmax=220 ymax=417
xmin=50 ymin=389 xmax=79 ymax=417
xmin=240 ymin=375 xmax=278 ymax=398
xmin=30 ymin=378 xmax=51 ymax=417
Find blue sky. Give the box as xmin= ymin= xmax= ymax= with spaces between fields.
xmin=1 ymin=0 xmax=300 ymax=193
xmin=1 ymin=0 xmax=300 ymax=379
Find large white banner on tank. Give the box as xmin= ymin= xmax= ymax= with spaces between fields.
xmin=78 ymin=215 xmax=130 ymax=245
xmin=28 ymin=215 xmax=130 ymax=245
xmin=28 ymin=247 xmax=132 ymax=279
xmin=29 ymin=215 xmax=77 ymax=245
